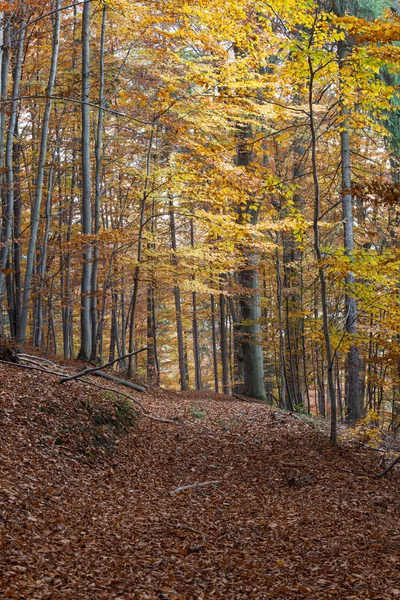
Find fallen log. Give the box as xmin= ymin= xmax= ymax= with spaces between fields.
xmin=92 ymin=371 xmax=146 ymax=392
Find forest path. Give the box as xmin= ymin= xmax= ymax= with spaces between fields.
xmin=0 ymin=363 xmax=399 ymax=599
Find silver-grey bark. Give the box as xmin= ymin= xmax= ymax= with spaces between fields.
xmin=78 ymin=0 xmax=93 ymax=361
xmin=91 ymin=4 xmax=106 ymax=360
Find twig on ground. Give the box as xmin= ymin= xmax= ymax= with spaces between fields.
xmin=145 ymin=414 xmax=179 ymax=424
xmin=169 ymin=480 xmax=221 ymax=496
xmin=338 ymin=467 xmax=377 ymax=479
xmin=166 ymin=521 xmax=206 ymax=542
xmin=58 ymin=347 xmax=147 ymax=384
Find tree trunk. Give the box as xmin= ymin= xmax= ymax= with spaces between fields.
xmin=210 ymin=294 xmax=219 ymax=392
xmin=0 ymin=11 xmax=9 ymax=335
xmin=308 ymin=56 xmax=337 ymax=445
xmin=18 ymin=0 xmax=61 ymax=346
xmin=78 ymin=0 xmax=93 ymax=361
xmin=190 ymin=220 xmax=202 ymax=390
xmin=336 ymin=33 xmax=363 ymax=421
xmin=11 ymin=126 xmax=22 ymax=340
xmin=91 ymin=4 xmax=107 ymax=360
xmin=238 ymin=259 xmax=266 ymax=400
xmin=169 ymin=199 xmax=188 ymax=390
xmin=235 ymin=122 xmax=266 ymax=401
xmin=219 ymin=292 xmax=230 ymax=395
xmin=0 ymin=8 xmax=26 ymax=313
xmin=127 ymin=127 xmax=154 ymax=377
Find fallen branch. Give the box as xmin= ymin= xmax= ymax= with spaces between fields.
xmin=93 ymin=371 xmax=146 ymax=392
xmin=169 ymin=480 xmax=221 ymax=496
xmin=376 ymin=455 xmax=400 ymax=479
xmin=145 ymin=414 xmax=179 ymax=424
xmin=0 ymin=359 xmax=65 ymax=378
xmin=166 ymin=521 xmax=206 ymax=542
xmin=18 ymin=353 xmax=58 ymax=367
xmin=20 ymin=356 xmax=58 ymax=370
xmin=338 ymin=467 xmax=376 ymax=480
xmin=58 ymin=347 xmax=147 ymax=384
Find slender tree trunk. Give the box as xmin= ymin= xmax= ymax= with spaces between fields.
xmin=146 ymin=284 xmax=156 ymax=383
xmin=210 ymin=294 xmax=219 ymax=392
xmin=219 ymin=292 xmax=230 ymax=394
xmin=190 ymin=220 xmax=202 ymax=390
xmin=127 ymin=127 xmax=154 ymax=377
xmin=91 ymin=4 xmax=106 ymax=360
xmin=34 ymin=153 xmax=55 ymax=348
xmin=11 ymin=126 xmax=22 ymax=340
xmin=18 ymin=0 xmax=61 ymax=345
xmin=62 ymin=164 xmax=75 ymax=358
xmin=229 ymin=295 xmax=244 ymax=392
xmin=276 ymin=247 xmax=290 ymax=409
xmin=336 ymin=32 xmax=363 ymax=421
xmin=61 ymin=0 xmax=78 ymax=359
xmin=78 ymin=0 xmax=93 ymax=361
xmin=0 ymin=8 xmax=26 ymax=310
xmin=120 ymin=281 xmax=127 ymax=361
xmin=169 ymin=199 xmax=188 ymax=390
xmin=308 ymin=56 xmax=337 ymax=445
xmin=146 ymin=197 xmax=159 ymax=384
xmin=300 ymin=259 xmax=311 ymax=413
xmin=0 ymin=12 xmax=8 ymax=335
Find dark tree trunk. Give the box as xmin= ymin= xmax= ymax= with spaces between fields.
xmin=169 ymin=199 xmax=188 ymax=390
xmin=210 ymin=294 xmax=219 ymax=393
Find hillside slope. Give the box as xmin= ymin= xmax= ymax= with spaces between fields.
xmin=0 ymin=357 xmax=399 ymax=599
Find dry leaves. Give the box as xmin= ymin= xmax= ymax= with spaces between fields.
xmin=0 ymin=357 xmax=400 ymax=599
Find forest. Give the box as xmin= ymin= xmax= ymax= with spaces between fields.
xmin=1 ymin=0 xmax=400 ymax=437
xmin=0 ymin=0 xmax=400 ymax=598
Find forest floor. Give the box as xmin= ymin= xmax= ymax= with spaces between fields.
xmin=1 ymin=354 xmax=400 ymax=599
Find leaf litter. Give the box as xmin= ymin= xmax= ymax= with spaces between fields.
xmin=0 ymin=357 xmax=399 ymax=599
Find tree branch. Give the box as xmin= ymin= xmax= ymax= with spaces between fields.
xmin=58 ymin=347 xmax=147 ymax=384
xmin=376 ymin=455 xmax=400 ymax=479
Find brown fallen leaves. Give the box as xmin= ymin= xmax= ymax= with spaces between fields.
xmin=0 ymin=357 xmax=400 ymax=599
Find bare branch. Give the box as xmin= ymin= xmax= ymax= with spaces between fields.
xmin=376 ymin=456 xmax=400 ymax=479
xmin=58 ymin=347 xmax=147 ymax=384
